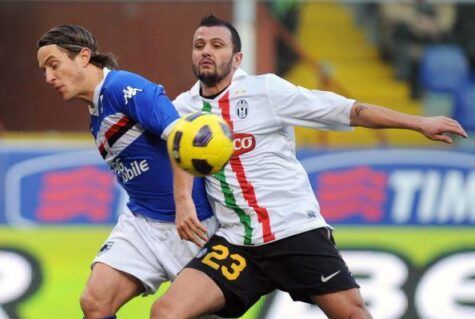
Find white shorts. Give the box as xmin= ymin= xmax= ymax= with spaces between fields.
xmin=92 ymin=210 xmax=218 ymax=295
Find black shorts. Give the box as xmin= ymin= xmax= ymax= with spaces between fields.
xmin=185 ymin=227 xmax=359 ymax=318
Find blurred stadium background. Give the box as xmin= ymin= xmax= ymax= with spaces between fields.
xmin=1 ymin=1 xmax=475 ymax=318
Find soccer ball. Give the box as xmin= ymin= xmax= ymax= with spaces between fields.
xmin=167 ymin=112 xmax=234 ymax=176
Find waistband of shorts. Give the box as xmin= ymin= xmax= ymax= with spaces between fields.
xmin=131 ymin=211 xmax=214 ymax=225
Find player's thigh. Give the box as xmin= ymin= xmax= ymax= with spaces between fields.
xmin=156 ymin=268 xmax=225 ymax=317
xmin=93 ymin=211 xmax=178 ymax=296
xmin=83 ymin=262 xmax=143 ymax=307
xmin=185 ymin=235 xmax=273 ymax=318
xmin=270 ymin=227 xmax=359 ymax=301
xmin=311 ymin=288 xmax=371 ymax=319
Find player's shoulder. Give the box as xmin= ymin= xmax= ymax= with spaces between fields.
xmin=173 ymin=81 xmax=198 ymax=105
xmin=261 ymin=72 xmax=287 ymax=84
xmin=239 ymin=72 xmax=280 ymax=85
xmin=236 ymin=72 xmax=285 ymax=93
xmin=106 ymin=70 xmax=148 ymax=87
xmin=171 ymin=90 xmax=186 ymax=108
xmin=106 ymin=70 xmax=164 ymax=93
xmin=173 ymin=90 xmax=188 ymax=102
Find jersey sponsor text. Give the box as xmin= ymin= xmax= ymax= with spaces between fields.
xmin=111 ymin=158 xmax=150 ymax=183
xmin=233 ymin=133 xmax=255 ymax=156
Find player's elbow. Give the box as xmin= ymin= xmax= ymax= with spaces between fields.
xmin=349 ymin=102 xmax=368 ymax=127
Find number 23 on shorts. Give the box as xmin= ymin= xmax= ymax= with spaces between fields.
xmin=201 ymin=244 xmax=247 ymax=280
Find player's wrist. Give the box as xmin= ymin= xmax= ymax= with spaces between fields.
xmin=174 ymin=191 xmax=192 ymax=201
xmin=411 ymin=116 xmax=425 ymax=133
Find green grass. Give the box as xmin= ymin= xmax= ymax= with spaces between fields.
xmin=334 ymin=226 xmax=475 ymax=266
xmin=1 ymin=226 xmax=474 ymax=318
xmin=0 ymin=226 xmax=263 ymax=318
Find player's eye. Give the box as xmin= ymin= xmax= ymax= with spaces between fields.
xmin=213 ymin=42 xmax=224 ymax=49
xmin=46 ymin=60 xmax=59 ymax=70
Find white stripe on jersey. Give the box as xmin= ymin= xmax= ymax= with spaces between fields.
xmin=96 ymin=112 xmax=145 ymax=164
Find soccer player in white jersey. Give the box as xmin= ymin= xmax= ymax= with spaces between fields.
xmin=151 ymin=15 xmax=468 ymax=319
xmin=36 ymin=25 xmax=218 ymax=319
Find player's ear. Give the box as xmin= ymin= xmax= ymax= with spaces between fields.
xmin=233 ymin=52 xmax=243 ymax=68
xmin=78 ymin=47 xmax=92 ymax=67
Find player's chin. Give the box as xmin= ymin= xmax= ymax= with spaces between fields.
xmin=61 ymin=93 xmax=74 ymax=101
xmin=199 ymin=68 xmax=216 ymax=77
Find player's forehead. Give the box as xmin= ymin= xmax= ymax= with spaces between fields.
xmin=193 ymin=26 xmax=232 ymax=43
xmin=37 ymin=44 xmax=67 ymax=67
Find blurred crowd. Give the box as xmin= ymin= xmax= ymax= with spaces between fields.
xmin=379 ymin=2 xmax=455 ymax=97
xmin=1 ymin=1 xmax=473 ymax=139
xmin=376 ymin=1 xmax=474 ymax=99
xmin=370 ymin=1 xmax=475 ymax=140
xmin=269 ymin=0 xmax=475 ymax=142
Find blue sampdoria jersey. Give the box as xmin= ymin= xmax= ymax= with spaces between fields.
xmin=89 ymin=68 xmax=213 ymax=222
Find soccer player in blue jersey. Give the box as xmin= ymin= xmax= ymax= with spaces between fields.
xmin=36 ymin=25 xmax=216 ymax=319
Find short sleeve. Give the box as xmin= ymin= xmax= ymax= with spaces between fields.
xmin=267 ymin=74 xmax=354 ymax=131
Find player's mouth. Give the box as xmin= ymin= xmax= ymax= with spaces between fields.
xmin=55 ymin=85 xmax=64 ymax=93
xmin=199 ymin=59 xmax=214 ymax=68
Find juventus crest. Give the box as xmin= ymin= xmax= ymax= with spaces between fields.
xmin=236 ymin=99 xmax=249 ymax=119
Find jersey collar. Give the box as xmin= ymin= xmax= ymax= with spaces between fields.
xmin=89 ymin=67 xmax=111 ymax=116
xmin=190 ymin=68 xmax=248 ymax=99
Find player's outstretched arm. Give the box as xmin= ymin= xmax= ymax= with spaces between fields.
xmin=349 ymin=102 xmax=468 ymax=144
xmin=171 ymin=160 xmax=208 ymax=247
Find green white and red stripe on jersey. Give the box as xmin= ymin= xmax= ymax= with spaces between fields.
xmin=202 ymin=92 xmax=275 ymax=245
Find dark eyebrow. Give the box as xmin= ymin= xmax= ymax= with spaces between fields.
xmin=39 ymin=55 xmax=54 ymax=68
xmin=194 ymin=37 xmax=225 ymax=43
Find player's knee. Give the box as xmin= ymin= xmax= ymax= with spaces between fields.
xmin=150 ymin=297 xmax=180 ymax=319
xmin=80 ymin=288 xmax=114 ymax=318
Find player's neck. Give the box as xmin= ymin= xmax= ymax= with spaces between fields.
xmin=200 ymin=82 xmax=229 ymax=97
xmin=78 ymin=66 xmax=105 ymax=104
xmin=200 ymin=84 xmax=229 ymax=99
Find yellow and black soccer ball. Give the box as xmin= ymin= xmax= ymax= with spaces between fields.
xmin=167 ymin=112 xmax=234 ymax=176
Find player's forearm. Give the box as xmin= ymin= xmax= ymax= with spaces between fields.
xmin=171 ymin=159 xmax=194 ymax=201
xmin=349 ymin=102 xmax=423 ymax=132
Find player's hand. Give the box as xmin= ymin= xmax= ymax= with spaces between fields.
xmin=175 ymin=197 xmax=208 ymax=247
xmin=418 ymin=116 xmax=468 ymax=144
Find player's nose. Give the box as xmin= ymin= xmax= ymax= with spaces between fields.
xmin=45 ymin=69 xmax=55 ymax=84
xmin=201 ymin=43 xmax=212 ymax=56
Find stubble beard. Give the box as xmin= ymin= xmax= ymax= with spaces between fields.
xmin=193 ymin=59 xmax=233 ymax=87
